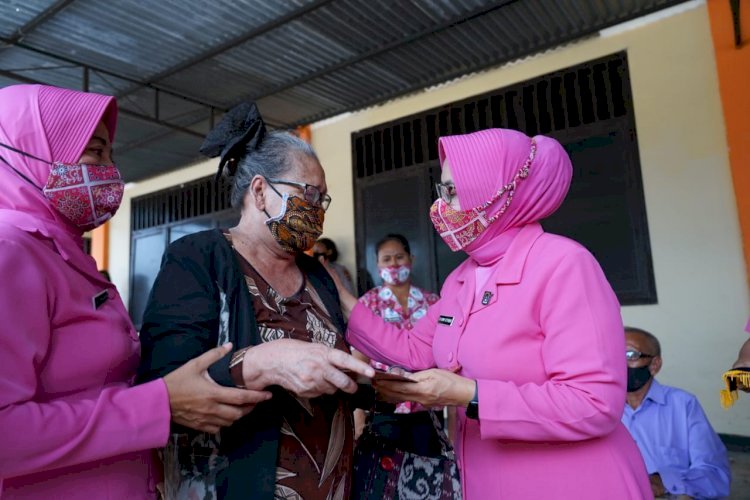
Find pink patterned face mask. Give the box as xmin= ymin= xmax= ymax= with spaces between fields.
xmin=0 ymin=141 xmax=124 ymax=231
xmin=379 ymin=264 xmax=412 ymax=286
xmin=43 ymin=162 xmax=124 ymax=231
xmin=429 ymin=200 xmax=492 ymax=252
xmin=430 ymin=138 xmax=537 ymax=252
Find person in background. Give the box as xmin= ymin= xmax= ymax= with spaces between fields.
xmin=138 ymin=103 xmax=373 ymax=500
xmin=732 ymin=317 xmax=750 ymax=370
xmin=622 ymin=327 xmax=731 ymax=499
xmin=312 ymin=237 xmax=355 ymax=294
xmin=0 ymin=84 xmax=267 ymax=499
xmin=330 ymin=127 xmax=652 ymax=498
xmin=353 ymin=233 xmax=441 ymax=449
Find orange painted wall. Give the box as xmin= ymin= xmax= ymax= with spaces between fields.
xmin=707 ymin=0 xmax=750 ymax=281
xmin=90 ymin=222 xmax=109 ymax=271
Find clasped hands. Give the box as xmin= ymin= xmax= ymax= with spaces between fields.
xmin=164 ymin=341 xmax=474 ymax=435
xmin=372 ymin=367 xmax=476 ymax=408
xmin=164 ymin=340 xmax=375 ymax=434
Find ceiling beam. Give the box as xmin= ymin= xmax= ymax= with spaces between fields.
xmin=6 ymin=0 xmax=77 ymax=44
xmin=247 ymin=0 xmax=520 ymax=102
xmin=0 ymin=36 xmax=228 ymax=112
xmin=0 ymin=68 xmax=204 ymax=139
xmin=115 ymin=0 xmax=335 ymax=101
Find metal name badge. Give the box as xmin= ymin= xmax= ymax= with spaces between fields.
xmin=438 ymin=315 xmax=454 ymax=326
xmin=92 ymin=289 xmax=109 ymax=310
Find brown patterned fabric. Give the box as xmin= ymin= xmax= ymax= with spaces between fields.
xmin=230 ymin=236 xmax=353 ymax=500
xmin=266 ymin=195 xmax=325 ymax=254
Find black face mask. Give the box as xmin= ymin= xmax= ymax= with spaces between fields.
xmin=627 ymin=365 xmax=653 ymax=392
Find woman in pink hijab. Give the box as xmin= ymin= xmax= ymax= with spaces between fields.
xmin=0 ymin=84 xmax=270 ymax=499
xmin=336 ymin=129 xmax=652 ymax=498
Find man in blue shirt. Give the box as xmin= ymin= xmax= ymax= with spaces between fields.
xmin=621 ymin=327 xmax=731 ymax=498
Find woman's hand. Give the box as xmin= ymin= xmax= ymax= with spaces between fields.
xmin=242 ymin=339 xmax=375 ymax=398
xmin=319 ymin=257 xmax=358 ymax=319
xmin=373 ymin=368 xmax=476 ymax=408
xmin=163 ymin=343 xmax=273 ymax=434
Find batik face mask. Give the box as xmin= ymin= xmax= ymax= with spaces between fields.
xmin=429 ymin=138 xmax=536 ymax=252
xmin=0 ymin=141 xmax=124 ymax=231
xmin=379 ymin=264 xmax=411 ymax=286
xmin=43 ymin=162 xmax=124 ymax=231
xmin=429 ymin=200 xmax=492 ymax=252
xmin=265 ymin=190 xmax=325 ymax=255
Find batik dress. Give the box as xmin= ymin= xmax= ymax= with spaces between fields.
xmin=236 ymin=252 xmax=354 ymax=500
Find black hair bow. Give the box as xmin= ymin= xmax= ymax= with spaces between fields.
xmin=200 ymin=101 xmax=266 ymax=178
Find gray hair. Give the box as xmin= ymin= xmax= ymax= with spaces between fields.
xmin=624 ymin=326 xmax=661 ymax=356
xmin=230 ymin=130 xmax=318 ymax=208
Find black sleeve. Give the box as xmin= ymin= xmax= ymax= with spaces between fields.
xmin=137 ymin=237 xmax=221 ymax=384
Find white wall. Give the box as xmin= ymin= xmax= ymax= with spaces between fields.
xmin=110 ymin=2 xmax=750 ymax=435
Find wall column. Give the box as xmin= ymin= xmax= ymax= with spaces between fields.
xmin=90 ymin=221 xmax=109 ymax=271
xmin=707 ymin=0 xmax=750 ymax=283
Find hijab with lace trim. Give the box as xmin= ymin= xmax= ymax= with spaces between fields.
xmin=438 ymin=128 xmax=573 ymax=265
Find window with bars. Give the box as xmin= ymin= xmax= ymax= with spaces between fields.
xmin=129 ymin=175 xmax=239 ymax=327
xmin=131 ymin=174 xmax=233 ymax=231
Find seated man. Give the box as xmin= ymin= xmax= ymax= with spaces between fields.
xmin=621 ymin=327 xmax=731 ymax=499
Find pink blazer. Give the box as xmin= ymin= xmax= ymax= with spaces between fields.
xmin=0 ymin=215 xmax=170 ymax=499
xmin=348 ymin=223 xmax=652 ymax=499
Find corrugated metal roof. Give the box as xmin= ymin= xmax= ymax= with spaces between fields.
xmin=0 ymin=0 xmax=692 ymax=181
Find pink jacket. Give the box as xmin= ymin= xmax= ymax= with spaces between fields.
xmin=348 ymin=223 xmax=652 ymax=499
xmin=0 ymin=85 xmax=170 ymax=498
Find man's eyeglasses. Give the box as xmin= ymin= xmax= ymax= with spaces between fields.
xmin=625 ymin=349 xmax=656 ymax=362
xmin=435 ymin=182 xmax=457 ymax=203
xmin=265 ymin=177 xmax=332 ymax=211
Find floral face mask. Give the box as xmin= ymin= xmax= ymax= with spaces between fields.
xmin=379 ymin=264 xmax=411 ymax=286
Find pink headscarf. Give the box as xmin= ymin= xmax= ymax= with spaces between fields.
xmin=0 ymin=84 xmax=117 ymax=273
xmin=438 ymin=128 xmax=572 ymax=265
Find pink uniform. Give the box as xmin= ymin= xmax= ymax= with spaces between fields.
xmin=347 ymin=128 xmax=651 ymax=499
xmin=0 ymin=85 xmax=170 ymax=499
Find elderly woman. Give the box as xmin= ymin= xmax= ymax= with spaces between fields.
xmin=334 ymin=128 xmax=652 ymax=498
xmin=0 ymin=85 xmax=268 ymax=499
xmin=137 ymin=103 xmax=373 ymax=500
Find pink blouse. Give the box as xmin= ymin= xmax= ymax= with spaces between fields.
xmin=347 ymin=223 xmax=651 ymax=499
xmin=0 ymin=214 xmax=170 ymax=499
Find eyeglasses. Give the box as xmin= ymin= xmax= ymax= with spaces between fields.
xmin=625 ymin=349 xmax=656 ymax=362
xmin=265 ymin=177 xmax=332 ymax=211
xmin=435 ymin=182 xmax=457 ymax=203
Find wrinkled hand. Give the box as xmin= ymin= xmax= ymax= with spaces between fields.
xmin=163 ymin=343 xmax=273 ymax=434
xmin=649 ymin=473 xmax=667 ymax=497
xmin=242 ymin=339 xmax=375 ymax=398
xmin=373 ymin=368 xmax=475 ymax=408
